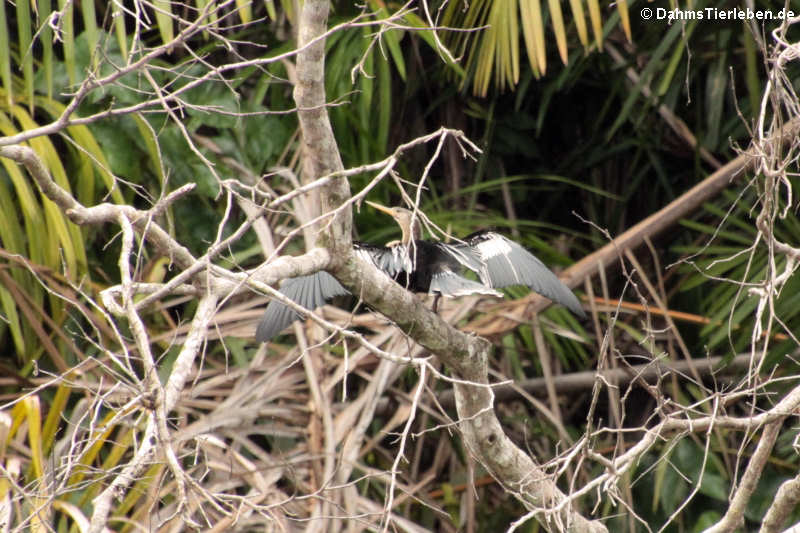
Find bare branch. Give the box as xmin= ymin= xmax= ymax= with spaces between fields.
xmin=292 ymin=1 xmax=607 ymax=531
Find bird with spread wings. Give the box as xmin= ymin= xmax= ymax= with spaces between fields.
xmin=256 ymin=201 xmax=584 ymax=342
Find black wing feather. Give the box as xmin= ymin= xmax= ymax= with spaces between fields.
xmin=255 ymin=271 xmax=350 ymax=342
xmin=257 ymin=231 xmax=583 ymax=343
xmin=465 ymin=231 xmax=585 ymax=318
xmin=355 ymin=241 xmax=411 ymax=277
xmin=257 ymin=247 xmax=401 ymax=343
xmin=429 ymin=268 xmax=502 ymax=297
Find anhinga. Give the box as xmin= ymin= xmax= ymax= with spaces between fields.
xmin=255 ymin=201 xmax=585 ymax=342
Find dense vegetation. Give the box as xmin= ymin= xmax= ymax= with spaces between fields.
xmin=1 ymin=0 xmax=799 ymax=531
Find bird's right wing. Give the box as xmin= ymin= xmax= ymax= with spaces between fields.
xmin=255 ymin=271 xmax=350 ymax=343
xmin=464 ymin=232 xmax=586 ymax=318
xmin=429 ymin=268 xmax=502 ymax=297
xmin=257 ymin=245 xmax=407 ymax=343
xmin=439 ymin=241 xmax=484 ymax=273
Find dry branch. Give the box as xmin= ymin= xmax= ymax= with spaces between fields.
xmin=468 ymin=117 xmax=800 ymax=335
xmin=434 ymin=353 xmax=753 ymax=408
xmin=292 ymin=1 xmax=607 ymax=531
xmin=1 ymin=4 xmax=798 ymax=533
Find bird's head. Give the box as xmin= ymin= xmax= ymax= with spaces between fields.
xmin=366 ymin=201 xmax=421 ymax=243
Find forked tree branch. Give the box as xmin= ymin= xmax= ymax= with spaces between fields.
xmin=292 ymin=1 xmax=606 ymax=530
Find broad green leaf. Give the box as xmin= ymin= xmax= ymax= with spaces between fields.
xmin=35 ymin=96 xmax=125 ymax=205
xmin=652 ymin=438 xmax=677 ymax=511
xmin=400 ymin=11 xmax=465 ymax=78
xmin=567 ymin=0 xmax=588 ymax=48
xmin=699 ymin=472 xmax=729 ymax=501
xmin=69 ymin=408 xmax=131 ymax=488
xmin=153 ymin=0 xmax=174 ymax=44
xmin=359 ymin=27 xmax=374 ymax=138
xmin=376 ymin=43 xmax=391 ymax=154
xmin=79 ymin=0 xmax=99 ymax=68
xmin=0 ymin=1 xmax=12 ymax=107
xmin=264 ymin=0 xmax=276 ymax=20
xmin=586 ymin=0 xmax=602 ymax=49
xmin=41 ymin=383 xmax=72 ymax=455
xmin=279 ymin=0 xmax=294 ymax=24
xmin=679 ymin=219 xmax=755 ymax=246
xmin=694 ymin=511 xmax=723 ymax=531
xmin=377 ymin=8 xmax=406 ymax=80
xmin=743 ymin=26 xmax=761 ymax=117
xmin=616 ymin=0 xmax=631 ymax=42
xmin=23 ymin=397 xmax=45 ymax=481
xmin=0 ymin=285 xmax=24 ymax=356
xmin=10 ymin=105 xmax=87 ymax=276
xmin=0 ymin=112 xmax=46 ymax=223
xmin=112 ymin=0 xmax=128 ymax=60
xmin=607 ymin=20 xmax=683 ymax=140
xmin=476 ymin=1 xmax=501 ymax=95
xmin=57 ymin=0 xmax=75 ymax=85
xmin=705 ymin=31 xmax=730 ymax=150
xmin=15 ymin=0 xmax=34 ymax=112
xmin=0 ymin=164 xmax=27 ymax=255
xmin=547 ymin=0 xmax=568 ymax=64
xmin=116 ymin=463 xmax=164 ymax=521
xmin=658 ymin=19 xmax=699 ymax=96
xmin=195 ymin=0 xmax=218 ymax=32
xmin=235 ymin=0 xmax=252 ymax=24
xmin=520 ymin=0 xmax=545 ymax=75
xmin=38 ymin=0 xmax=54 ymax=98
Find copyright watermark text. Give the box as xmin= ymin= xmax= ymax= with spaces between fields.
xmin=640 ymin=6 xmax=795 ymax=22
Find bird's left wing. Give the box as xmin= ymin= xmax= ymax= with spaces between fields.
xmin=355 ymin=242 xmax=412 ymax=276
xmin=464 ymin=232 xmax=585 ymax=318
xmin=255 ymin=271 xmax=350 ymax=343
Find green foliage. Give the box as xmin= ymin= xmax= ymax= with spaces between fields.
xmin=0 ymin=0 xmax=798 ymax=530
xmin=673 ymin=188 xmax=800 ymax=366
xmin=441 ymin=0 xmax=629 ymax=95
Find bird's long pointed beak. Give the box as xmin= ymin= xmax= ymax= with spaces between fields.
xmin=366 ymin=200 xmax=395 ymax=217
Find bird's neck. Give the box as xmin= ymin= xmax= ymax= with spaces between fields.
xmin=402 ymin=218 xmax=422 ymax=244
